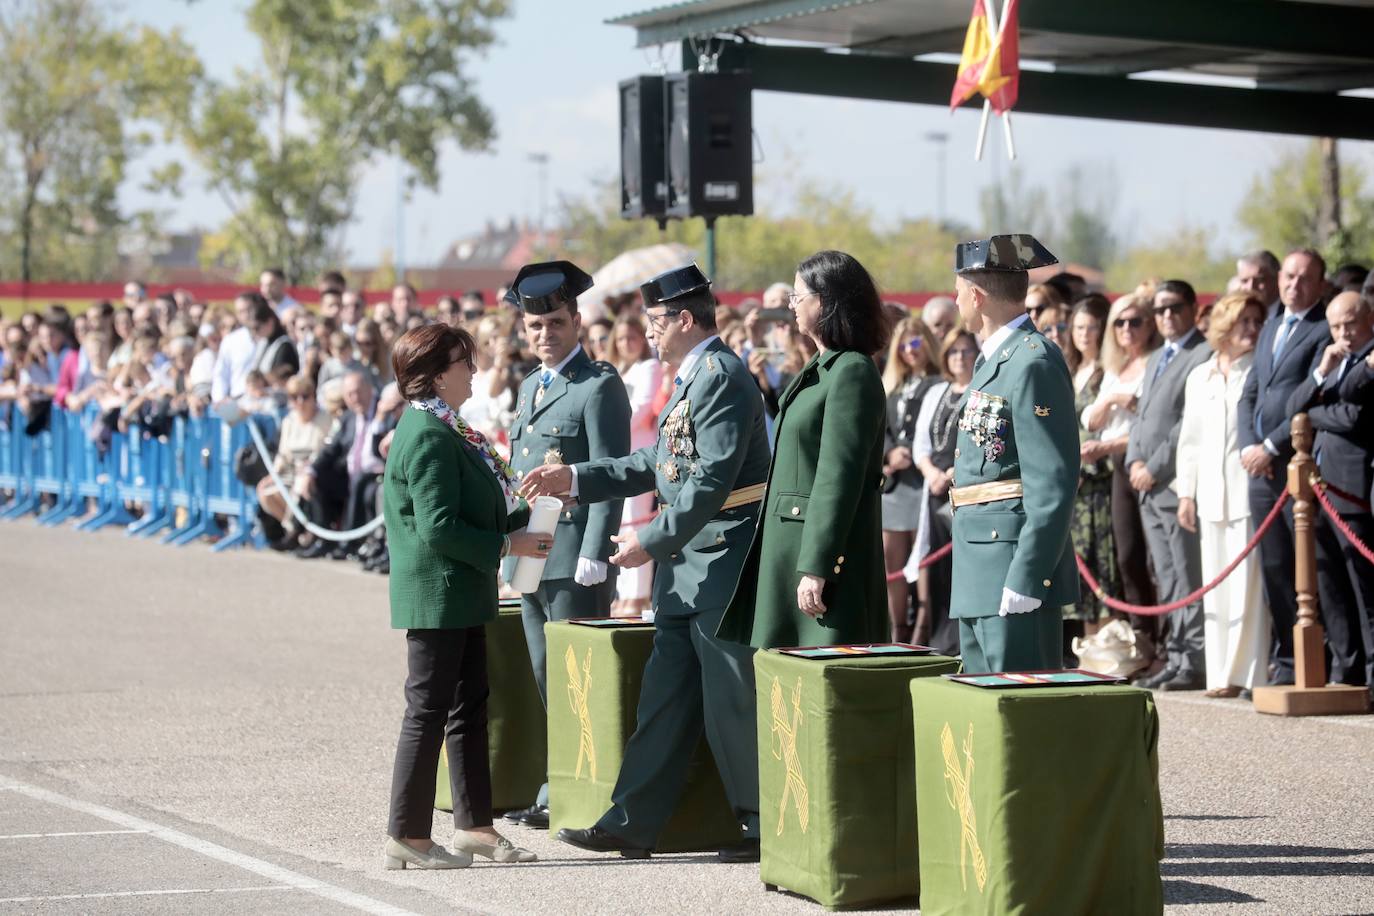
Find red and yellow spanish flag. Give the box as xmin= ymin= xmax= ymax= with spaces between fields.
xmin=949 ymin=0 xmax=1020 ymax=114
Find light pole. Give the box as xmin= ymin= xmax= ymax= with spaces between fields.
xmin=925 ymin=131 xmax=949 ymax=227
xmin=528 ymin=152 xmax=549 ymax=235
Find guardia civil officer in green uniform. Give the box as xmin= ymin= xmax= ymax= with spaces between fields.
xmin=500 ymin=261 xmax=632 ymax=830
xmin=520 ymin=263 xmax=772 ymax=863
xmin=949 ymin=235 xmax=1080 ymax=672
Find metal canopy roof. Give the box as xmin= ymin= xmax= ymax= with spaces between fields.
xmin=608 ymin=0 xmax=1374 ymax=139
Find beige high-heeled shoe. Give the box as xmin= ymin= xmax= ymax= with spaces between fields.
xmin=382 ymin=836 xmax=473 ymax=869
xmin=451 ymin=829 xmax=538 ymax=863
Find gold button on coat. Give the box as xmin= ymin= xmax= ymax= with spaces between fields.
xmin=833 ymin=565 xmax=842 ymax=574
xmin=991 ymin=530 xmax=998 ymax=539
xmin=552 ymin=426 xmax=559 ymax=434
xmin=526 ymin=425 xmax=534 ymax=433
xmin=837 ymin=555 xmax=845 ymax=564
xmin=791 ymin=506 xmax=800 ymax=516
xmin=1043 ymin=578 xmax=1052 ymax=587
xmin=521 ymin=447 xmax=529 ymax=456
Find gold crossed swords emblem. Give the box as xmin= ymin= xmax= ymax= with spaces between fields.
xmin=769 ymin=676 xmax=809 ymax=835
xmin=941 ymin=721 xmax=988 ymax=892
xmin=565 ymin=645 xmax=596 ymax=781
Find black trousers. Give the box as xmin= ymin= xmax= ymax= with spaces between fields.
xmin=387 ymin=627 xmax=492 ymax=838
xmin=1249 ymin=473 xmax=1298 ymax=681
xmin=1314 ymin=506 xmax=1373 ymax=686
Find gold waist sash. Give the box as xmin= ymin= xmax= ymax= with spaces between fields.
xmin=949 ymin=479 xmax=1023 ymax=508
xmin=661 ymin=482 xmax=767 ymax=513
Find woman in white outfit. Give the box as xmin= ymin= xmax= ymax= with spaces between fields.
xmin=609 ymin=315 xmax=663 ymax=614
xmin=1175 ymin=292 xmax=1270 ymax=698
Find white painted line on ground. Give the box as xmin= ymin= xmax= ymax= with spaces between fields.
xmin=0 ymin=777 xmax=421 ymax=916
xmin=1157 ymin=694 xmax=1374 ymax=729
xmin=0 ymin=885 xmax=291 ymax=904
xmin=0 ymin=829 xmax=147 ymax=839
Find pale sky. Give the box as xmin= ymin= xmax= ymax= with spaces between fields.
xmin=123 ymin=0 xmax=1374 ymax=269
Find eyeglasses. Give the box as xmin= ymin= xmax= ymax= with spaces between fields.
xmin=1113 ymin=316 xmax=1146 ymax=329
xmin=1052 ymin=322 xmax=1069 ymax=335
xmin=901 ymin=339 xmax=923 ymax=352
xmin=787 ymin=291 xmax=815 ymax=307
xmin=947 ymin=348 xmax=978 ymax=359
xmin=1027 ymin=304 xmax=1049 ymax=318
xmin=1153 ymin=302 xmax=1190 ymax=316
xmin=644 ymin=309 xmax=682 ymax=330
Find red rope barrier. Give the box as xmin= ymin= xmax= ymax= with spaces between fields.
xmin=885 ymin=541 xmax=953 ymax=582
xmin=1077 ymin=489 xmax=1291 ymax=617
xmin=1313 ymin=481 xmax=1374 ymax=567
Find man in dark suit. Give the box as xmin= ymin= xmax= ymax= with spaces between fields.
xmin=296 ymin=370 xmax=383 ymax=559
xmin=1288 ymin=291 xmax=1374 ymax=687
xmin=1238 ymin=248 xmax=1333 ymax=685
xmin=1127 ymin=280 xmax=1213 ymax=691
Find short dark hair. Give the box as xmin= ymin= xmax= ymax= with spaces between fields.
xmin=318 ymin=269 xmax=347 ymax=289
xmin=392 ymin=324 xmax=475 ymax=400
xmin=670 ymin=289 xmax=717 ymax=332
xmin=797 ymin=250 xmax=891 ymax=355
xmin=1155 ymin=279 xmax=1197 ymax=307
xmin=1288 ymin=247 xmax=1327 ymax=278
xmin=262 ymin=267 xmax=286 ymax=281
xmin=961 ymin=269 xmax=1029 ymax=306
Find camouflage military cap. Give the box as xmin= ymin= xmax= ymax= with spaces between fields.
xmin=955 ymin=234 xmax=1058 ymax=273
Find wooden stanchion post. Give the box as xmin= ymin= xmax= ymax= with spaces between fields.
xmin=1253 ymin=414 xmax=1370 ymax=716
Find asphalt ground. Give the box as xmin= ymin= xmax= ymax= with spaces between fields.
xmin=1 ymin=523 xmax=1372 ymax=915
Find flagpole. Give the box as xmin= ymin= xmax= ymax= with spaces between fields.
xmin=972 ymin=0 xmax=1017 ymax=161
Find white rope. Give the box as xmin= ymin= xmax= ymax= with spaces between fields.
xmin=245 ymin=417 xmax=385 ymax=543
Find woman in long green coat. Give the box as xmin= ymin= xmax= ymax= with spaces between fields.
xmin=719 ymin=250 xmax=891 ymax=649
xmin=382 ymin=324 xmax=547 ymax=870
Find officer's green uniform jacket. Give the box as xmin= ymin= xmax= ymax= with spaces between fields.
xmin=575 ymin=338 xmax=771 ymax=615
xmin=951 ymin=318 xmax=1080 ymax=621
xmin=504 ymin=347 xmax=631 ymax=580
xmin=718 ymin=348 xmax=888 ymax=649
xmin=384 ymin=407 xmax=529 ymax=630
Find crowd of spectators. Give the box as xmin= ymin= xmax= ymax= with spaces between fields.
xmin=1 ymin=248 xmax=1371 ymax=698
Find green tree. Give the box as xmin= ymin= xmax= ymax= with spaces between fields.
xmin=1104 ymin=225 xmax=1234 ymax=293
xmin=1237 ymin=139 xmax=1374 ymax=267
xmin=166 ymin=0 xmax=509 ymax=283
xmin=0 ymin=0 xmax=197 ymax=282
xmin=545 ymin=177 xmax=963 ymax=292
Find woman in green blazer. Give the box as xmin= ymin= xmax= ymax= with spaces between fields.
xmin=720 ymin=250 xmax=891 ymax=649
xmin=382 ymin=324 xmax=548 ymax=870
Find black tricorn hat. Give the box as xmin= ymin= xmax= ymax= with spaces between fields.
xmin=955 ymin=234 xmax=1058 ymax=273
xmin=640 ymin=263 xmax=712 ymax=306
xmin=503 ymin=260 xmax=593 ymax=314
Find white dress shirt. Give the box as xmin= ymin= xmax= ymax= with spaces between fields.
xmin=210 ymin=327 xmax=256 ymax=401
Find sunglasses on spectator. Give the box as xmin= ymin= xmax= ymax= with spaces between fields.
xmin=947 ymin=347 xmax=978 ymax=358
xmin=901 ymin=339 xmax=922 ymax=351
xmin=1052 ymin=322 xmax=1069 ymax=334
xmin=1027 ymin=304 xmax=1049 ymax=317
xmin=1113 ymin=316 xmax=1146 ymax=329
xmin=1153 ymin=302 xmax=1190 ymax=316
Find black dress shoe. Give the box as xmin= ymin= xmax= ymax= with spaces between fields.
xmin=718 ymin=838 xmax=760 ymax=863
xmin=1138 ymin=667 xmax=1179 ymax=690
xmin=503 ymin=804 xmax=541 ymax=824
xmin=556 ymin=826 xmax=650 ymax=859
xmin=519 ymin=805 xmax=550 ymax=829
xmin=1158 ymin=671 xmax=1205 ymax=691
xmin=294 ymin=539 xmax=331 ymax=560
xmin=371 ymin=554 xmax=390 ymax=575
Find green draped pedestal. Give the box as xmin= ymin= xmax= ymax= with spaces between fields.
xmin=910 ymin=678 xmax=1164 ymax=916
xmin=436 ymin=599 xmax=546 ymax=814
xmin=544 ymin=620 xmax=740 ymax=853
xmin=754 ymin=649 xmax=960 ymax=909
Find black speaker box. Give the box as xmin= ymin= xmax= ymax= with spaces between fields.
xmin=619 ymin=75 xmax=666 ymax=219
xmin=664 ymin=71 xmax=753 ymax=219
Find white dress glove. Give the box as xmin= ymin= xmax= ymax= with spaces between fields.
xmin=574 ymin=557 xmax=608 ymax=587
xmin=998 ymin=587 xmax=1042 ymax=618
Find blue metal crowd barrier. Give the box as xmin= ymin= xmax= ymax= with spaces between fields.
xmin=0 ymin=402 xmax=277 ymax=550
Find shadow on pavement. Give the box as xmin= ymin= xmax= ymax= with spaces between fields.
xmin=1166 ymin=843 xmax=1374 ymax=859
xmin=1163 ymin=880 xmax=1262 ymax=905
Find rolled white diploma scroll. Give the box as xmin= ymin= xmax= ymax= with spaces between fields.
xmin=511 ymin=495 xmax=563 ymax=593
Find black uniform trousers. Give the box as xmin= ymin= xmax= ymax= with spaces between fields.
xmin=1249 ymin=473 xmax=1298 ymax=683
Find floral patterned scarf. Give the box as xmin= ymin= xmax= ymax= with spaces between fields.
xmin=410 ymin=397 xmax=520 ymax=513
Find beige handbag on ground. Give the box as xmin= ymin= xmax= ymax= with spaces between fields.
xmin=1071 ymin=619 xmax=1150 ymax=678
